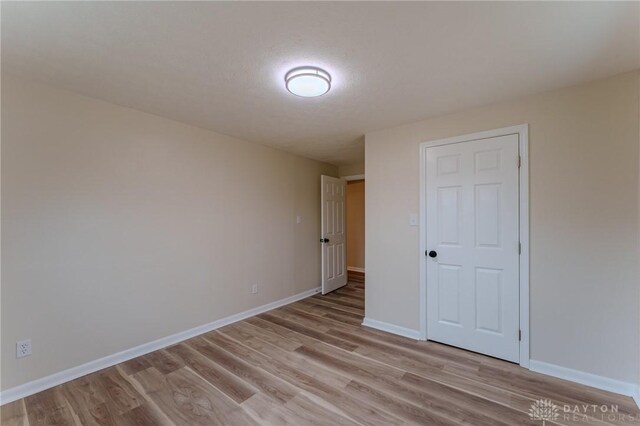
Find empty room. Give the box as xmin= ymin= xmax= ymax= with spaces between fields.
xmin=1 ymin=2 xmax=640 ymax=425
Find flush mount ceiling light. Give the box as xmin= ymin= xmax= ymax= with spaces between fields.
xmin=285 ymin=66 xmax=331 ymax=97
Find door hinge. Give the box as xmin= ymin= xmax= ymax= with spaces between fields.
xmin=518 ymin=242 xmax=521 ymax=254
xmin=519 ymin=330 xmax=522 ymax=341
xmin=517 ymin=156 xmax=522 ymax=168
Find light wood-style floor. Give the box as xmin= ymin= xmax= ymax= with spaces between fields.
xmin=2 ymin=281 xmax=639 ymax=425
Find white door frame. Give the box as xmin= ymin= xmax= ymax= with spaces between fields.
xmin=342 ymin=174 xmax=365 ymax=181
xmin=418 ymin=124 xmax=530 ymax=368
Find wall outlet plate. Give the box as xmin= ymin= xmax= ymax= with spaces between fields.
xmin=17 ymin=339 xmax=32 ymax=358
xmin=251 ymin=284 xmax=258 ymax=294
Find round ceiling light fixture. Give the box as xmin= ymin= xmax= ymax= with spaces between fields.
xmin=285 ymin=66 xmax=331 ymax=97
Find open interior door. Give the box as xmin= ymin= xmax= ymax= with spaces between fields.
xmin=321 ymin=175 xmax=347 ymax=294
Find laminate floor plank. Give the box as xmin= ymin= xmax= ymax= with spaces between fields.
xmin=299 ymin=299 xmax=364 ymax=321
xmin=24 ymin=386 xmax=78 ymax=426
xmin=189 ymin=335 xmax=299 ymax=404
xmin=118 ymin=403 xmax=172 ymax=426
xmin=344 ymin=379 xmax=460 ymax=426
xmin=282 ymin=304 xmax=363 ymax=328
xmin=258 ymin=311 xmax=359 ymax=352
xmin=240 ymin=393 xmax=308 ymax=426
xmin=218 ymin=325 xmax=352 ymax=389
xmin=92 ymin=368 xmax=144 ymax=416
xmin=164 ymin=342 xmax=257 ymax=404
xmin=401 ymin=372 xmax=608 ymax=426
xmin=293 ymin=344 xmax=527 ymax=426
xmin=58 ymin=373 xmax=119 ymax=426
xmin=141 ymin=350 xmax=184 ymax=376
xmin=311 ymin=294 xmax=364 ymax=311
xmin=208 ymin=331 xmax=406 ymax=426
xmin=129 ymin=367 xmax=256 ymax=426
xmin=12 ymin=282 xmax=639 ymax=425
xmin=1 ymin=399 xmax=30 ymax=426
xmin=326 ymin=290 xmax=363 ymax=303
xmin=225 ymin=321 xmax=302 ymax=352
xmin=119 ymin=358 xmax=152 ymax=377
xmin=303 ymin=296 xmax=364 ymax=315
xmin=282 ymin=393 xmax=362 ymax=426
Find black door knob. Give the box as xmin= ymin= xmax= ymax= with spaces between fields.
xmin=428 ymin=250 xmax=437 ymax=258
xmin=320 ymin=238 xmax=330 ymax=243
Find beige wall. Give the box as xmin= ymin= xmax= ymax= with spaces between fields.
xmin=365 ymin=71 xmax=640 ymax=384
xmin=339 ymin=162 xmax=365 ymax=177
xmin=346 ymin=180 xmax=365 ymax=270
xmin=0 ymin=75 xmax=338 ymax=390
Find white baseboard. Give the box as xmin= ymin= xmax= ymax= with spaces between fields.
xmin=362 ymin=317 xmax=420 ymax=340
xmin=0 ymin=286 xmax=321 ymax=406
xmin=347 ymin=266 xmax=365 ymax=273
xmin=530 ymin=360 xmax=639 ymax=399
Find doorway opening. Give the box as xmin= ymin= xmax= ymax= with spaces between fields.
xmin=346 ymin=178 xmax=365 ymax=285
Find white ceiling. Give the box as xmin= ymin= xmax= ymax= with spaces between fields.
xmin=2 ymin=2 xmax=639 ymax=166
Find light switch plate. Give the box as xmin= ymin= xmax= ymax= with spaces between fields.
xmin=408 ymin=213 xmax=418 ymax=226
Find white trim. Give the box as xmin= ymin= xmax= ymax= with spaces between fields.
xmin=342 ymin=174 xmax=365 ymax=181
xmin=362 ymin=317 xmax=421 ymax=340
xmin=418 ymin=124 xmax=530 ymax=368
xmin=633 ymin=387 xmax=640 ymax=410
xmin=0 ymin=286 xmax=321 ymax=406
xmin=530 ymin=360 xmax=639 ymax=398
xmin=347 ymin=266 xmax=365 ymax=273
xmin=518 ymin=125 xmax=530 ymax=368
xmin=419 ymin=141 xmax=428 ymax=340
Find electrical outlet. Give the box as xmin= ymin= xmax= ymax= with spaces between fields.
xmin=251 ymin=284 xmax=258 ymax=294
xmin=17 ymin=339 xmax=32 ymax=358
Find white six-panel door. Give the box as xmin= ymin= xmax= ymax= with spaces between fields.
xmin=426 ymin=134 xmax=520 ymax=362
xmin=321 ymin=175 xmax=347 ymax=294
